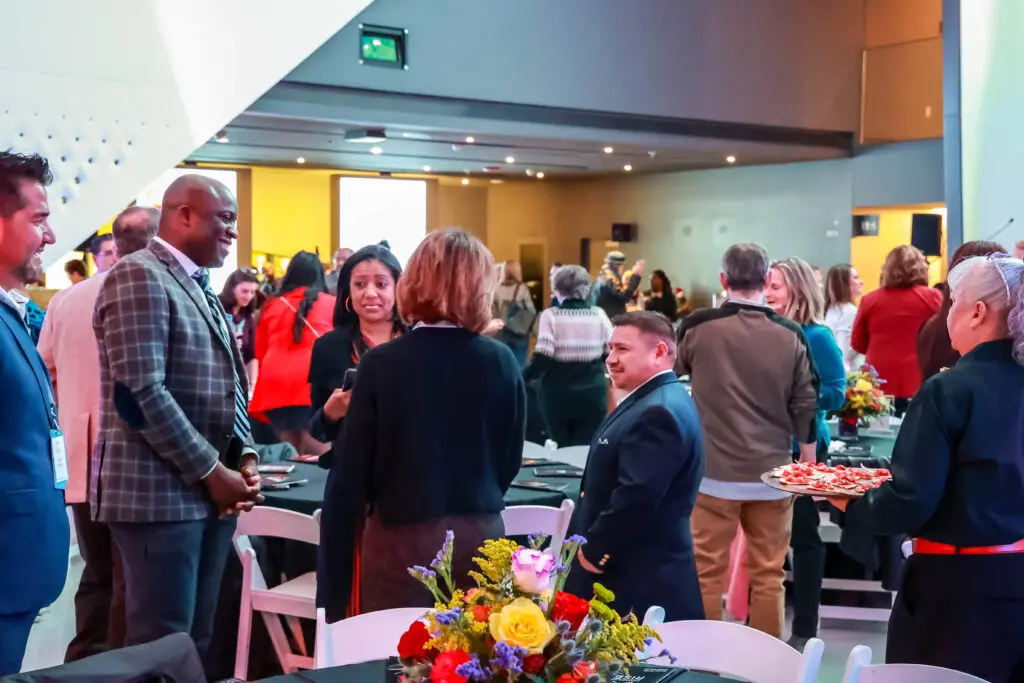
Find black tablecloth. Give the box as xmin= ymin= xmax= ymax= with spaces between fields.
xmin=261 ymin=460 xmax=581 ymax=515
xmin=255 ymin=660 xmax=743 ymax=682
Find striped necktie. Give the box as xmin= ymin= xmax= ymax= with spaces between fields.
xmin=193 ymin=269 xmax=251 ymax=441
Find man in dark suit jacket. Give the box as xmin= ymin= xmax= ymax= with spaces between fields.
xmin=566 ymin=311 xmax=705 ymax=622
xmin=0 ymin=151 xmax=70 ymax=675
xmin=93 ymin=175 xmax=262 ymax=670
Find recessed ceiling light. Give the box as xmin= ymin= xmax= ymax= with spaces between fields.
xmin=525 ymin=169 xmax=534 ymax=176
xmin=491 ymin=179 xmax=504 ymax=184
xmin=296 ymin=157 xmax=306 ymax=164
xmin=422 ymin=165 xmax=432 ymax=172
xmin=451 ymin=144 xmax=463 ymax=152
xmin=505 ymin=156 xmax=515 ymax=164
xmin=536 ymin=172 xmax=545 ymax=179
xmin=370 ymin=146 xmax=383 ymax=155
xmin=603 ymin=146 xmax=614 ymax=154
xmin=461 ymin=178 xmax=470 ymax=185
xmin=623 ymin=164 xmax=633 ymax=172
xmin=214 ymin=130 xmax=229 ymax=143
xmin=465 ymin=136 xmax=475 ymax=144
xmin=726 ymin=155 xmax=737 ymax=164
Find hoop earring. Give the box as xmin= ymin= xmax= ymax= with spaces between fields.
xmin=345 ymin=297 xmax=354 ymax=313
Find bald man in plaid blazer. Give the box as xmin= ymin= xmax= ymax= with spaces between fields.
xmin=92 ymin=176 xmax=261 ymax=669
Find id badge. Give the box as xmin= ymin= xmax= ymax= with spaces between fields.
xmin=50 ymin=429 xmax=69 ymax=490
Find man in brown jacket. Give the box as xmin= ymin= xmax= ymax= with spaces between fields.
xmin=676 ymin=242 xmax=818 ymax=638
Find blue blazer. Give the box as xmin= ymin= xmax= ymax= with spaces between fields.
xmin=566 ymin=372 xmax=705 ymax=621
xmin=0 ymin=299 xmax=69 ymax=615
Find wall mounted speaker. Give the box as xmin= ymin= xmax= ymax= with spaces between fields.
xmin=611 ymin=223 xmax=635 ymax=242
xmin=911 ymin=213 xmax=942 ymax=256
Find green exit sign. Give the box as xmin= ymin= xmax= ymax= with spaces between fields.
xmin=359 ymin=25 xmax=407 ymax=69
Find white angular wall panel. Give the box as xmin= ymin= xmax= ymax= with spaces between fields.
xmin=0 ymin=0 xmax=373 ymax=266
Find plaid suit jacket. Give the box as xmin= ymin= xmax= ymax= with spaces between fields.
xmin=91 ymin=241 xmax=250 ymax=522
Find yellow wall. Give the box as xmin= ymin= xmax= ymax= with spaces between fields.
xmin=851 ymin=206 xmax=946 ymax=294
xmin=250 ymin=168 xmax=335 ymax=260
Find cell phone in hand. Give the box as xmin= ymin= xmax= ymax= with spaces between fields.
xmin=342 ymin=367 xmax=358 ymax=391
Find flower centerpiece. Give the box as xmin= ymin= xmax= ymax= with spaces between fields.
xmin=399 ymin=532 xmax=666 ymax=683
xmin=830 ymin=365 xmax=891 ymax=437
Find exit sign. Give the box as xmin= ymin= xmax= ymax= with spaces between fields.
xmin=359 ymin=24 xmax=408 ymax=69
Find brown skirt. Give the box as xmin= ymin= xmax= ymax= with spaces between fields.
xmin=358 ymin=513 xmax=506 ymax=613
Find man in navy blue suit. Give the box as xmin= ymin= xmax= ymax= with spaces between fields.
xmin=0 ymin=150 xmax=70 ymax=675
xmin=566 ymin=311 xmax=705 ymax=621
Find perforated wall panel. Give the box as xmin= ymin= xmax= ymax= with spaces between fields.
xmin=1 ymin=0 xmax=372 ymax=266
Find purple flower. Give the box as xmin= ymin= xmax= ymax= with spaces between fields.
xmin=493 ymin=641 xmax=527 ymax=673
xmin=430 ymin=550 xmax=444 ymax=569
xmin=408 ymin=566 xmax=437 ymax=581
xmin=566 ymin=535 xmax=588 ymax=545
xmin=528 ymin=532 xmax=550 ymax=549
xmin=455 ymin=654 xmax=492 ymax=681
xmin=656 ymin=649 xmax=678 ymax=665
xmin=553 ymin=563 xmax=568 ymax=574
xmin=434 ymin=607 xmax=463 ymax=625
xmin=510 ymin=548 xmax=557 ymax=594
xmin=441 ymin=529 xmax=454 ymax=556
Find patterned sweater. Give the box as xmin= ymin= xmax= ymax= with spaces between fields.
xmin=524 ymin=299 xmax=611 ymax=412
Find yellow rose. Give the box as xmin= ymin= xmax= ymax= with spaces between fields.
xmin=854 ymin=379 xmax=873 ymax=393
xmin=488 ymin=597 xmax=556 ymax=654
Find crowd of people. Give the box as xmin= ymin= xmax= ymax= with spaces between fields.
xmin=2 ymin=147 xmax=1024 ymax=682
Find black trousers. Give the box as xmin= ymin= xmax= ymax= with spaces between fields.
xmin=110 ymin=516 xmax=236 ymax=677
xmin=789 ymin=496 xmax=825 ymax=638
xmin=65 ymin=503 xmax=126 ymax=662
xmin=546 ymin=410 xmax=606 ymax=448
xmin=887 ymin=553 xmax=1024 ymax=682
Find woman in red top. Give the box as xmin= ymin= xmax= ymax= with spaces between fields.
xmin=852 ymin=245 xmax=942 ymax=411
xmin=249 ymin=251 xmax=337 ymax=453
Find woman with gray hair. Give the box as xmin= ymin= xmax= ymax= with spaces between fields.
xmin=833 ymin=254 xmax=1024 ymax=681
xmin=524 ymin=264 xmax=613 ymax=446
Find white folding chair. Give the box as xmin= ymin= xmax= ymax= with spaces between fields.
xmin=314 ymin=607 xmax=429 ymax=667
xmin=842 ymin=645 xmax=988 ymax=682
xmin=523 ymin=441 xmax=553 ymax=461
xmin=233 ymin=506 xmax=321 ymax=680
xmin=501 ymin=499 xmax=574 ymax=556
xmin=643 ymin=614 xmax=823 ymax=683
xmin=555 ymin=445 xmax=589 ymax=469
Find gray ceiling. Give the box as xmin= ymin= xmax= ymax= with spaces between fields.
xmin=188 ymin=82 xmax=852 ymax=179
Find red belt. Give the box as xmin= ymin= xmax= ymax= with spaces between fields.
xmin=912 ymin=538 xmax=1024 ymax=555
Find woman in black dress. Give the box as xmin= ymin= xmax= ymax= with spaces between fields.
xmin=643 ymin=269 xmax=678 ymax=322
xmin=317 ymin=229 xmax=525 ymax=621
xmin=834 ymin=254 xmax=1024 ymax=682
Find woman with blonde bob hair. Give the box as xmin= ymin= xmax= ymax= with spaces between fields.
xmin=832 ymin=254 xmax=1024 ymax=680
xmin=852 ymin=245 xmax=942 ymax=410
xmin=728 ymin=257 xmax=844 ymax=647
xmin=318 ymin=228 xmax=526 ymax=621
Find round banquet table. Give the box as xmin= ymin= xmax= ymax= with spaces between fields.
xmin=255 ymin=659 xmax=747 ymax=682
xmin=261 ymin=460 xmax=581 ymax=515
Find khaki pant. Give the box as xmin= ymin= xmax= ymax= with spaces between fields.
xmin=691 ymin=493 xmax=794 ymax=637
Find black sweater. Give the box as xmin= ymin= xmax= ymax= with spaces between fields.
xmin=318 ymin=327 xmax=526 ymax=614
xmin=308 ymin=326 xmax=361 ymax=455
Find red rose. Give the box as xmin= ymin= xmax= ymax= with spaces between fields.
xmin=522 ymin=654 xmax=546 ymax=675
xmin=398 ymin=622 xmax=434 ymax=662
xmin=557 ymin=675 xmax=575 ymax=683
xmin=472 ymin=605 xmax=492 ymax=623
xmin=430 ymin=650 xmax=471 ymax=683
xmin=551 ymin=592 xmax=591 ymax=631
xmin=574 ymin=661 xmax=598 ymax=679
